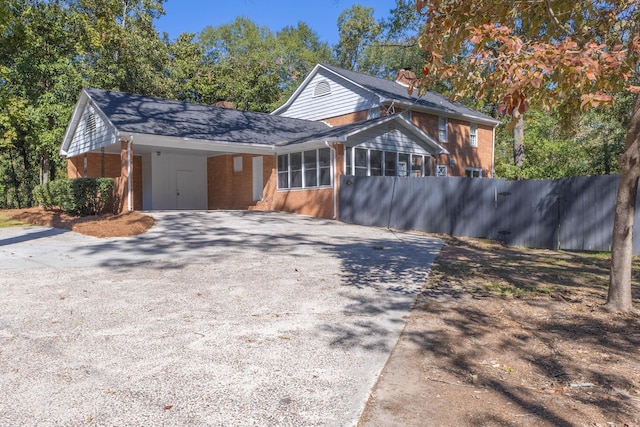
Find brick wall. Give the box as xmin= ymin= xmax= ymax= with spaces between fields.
xmin=66 ymin=148 xmax=142 ymax=212
xmin=322 ymin=110 xmax=368 ymax=126
xmin=260 ymin=144 xmax=344 ymax=220
xmin=411 ymin=111 xmax=493 ymax=178
xmin=207 ymin=154 xmax=274 ymax=210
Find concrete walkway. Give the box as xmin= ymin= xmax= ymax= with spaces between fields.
xmin=0 ymin=211 xmax=441 ymax=426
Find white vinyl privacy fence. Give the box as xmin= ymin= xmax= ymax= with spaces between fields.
xmin=339 ymin=175 xmax=640 ymax=254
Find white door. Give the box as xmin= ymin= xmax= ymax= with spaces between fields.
xmin=176 ymin=170 xmax=197 ymax=209
xmin=252 ymin=157 xmax=263 ymax=202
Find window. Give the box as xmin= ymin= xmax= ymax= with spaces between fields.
xmin=344 ymin=148 xmax=430 ymax=178
xmin=398 ymin=153 xmax=409 ymax=177
xmin=277 ymin=155 xmax=289 ymax=188
xmin=277 ymin=148 xmax=332 ymax=190
xmin=370 ymin=150 xmax=382 ymax=176
xmin=411 ymin=155 xmax=423 ymax=177
xmin=470 ymin=122 xmax=478 ymax=147
xmin=233 ymin=156 xmax=243 ymax=172
xmin=355 ymin=148 xmax=368 ymax=176
xmin=436 ymin=165 xmax=448 ymax=177
xmin=438 ymin=117 xmax=448 ymax=143
xmin=465 ymin=168 xmax=482 ymax=178
xmin=319 ymin=148 xmax=331 ymax=186
xmin=313 ymin=80 xmax=331 ymax=97
xmin=303 ymin=150 xmax=317 ymax=187
xmin=290 ymin=153 xmax=302 ymax=188
xmin=384 ymin=152 xmax=397 ymax=176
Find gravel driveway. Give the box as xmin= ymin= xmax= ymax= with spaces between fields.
xmin=0 ymin=211 xmax=441 ymax=426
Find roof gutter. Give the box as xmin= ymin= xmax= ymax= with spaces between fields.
xmin=388 ymin=100 xmax=501 ymax=127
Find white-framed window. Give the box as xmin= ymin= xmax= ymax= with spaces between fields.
xmin=438 ymin=117 xmax=448 ymax=143
xmin=313 ymin=80 xmax=331 ymax=97
xmin=465 ymin=167 xmax=482 ymax=178
xmin=344 ymin=147 xmax=428 ymax=177
xmin=277 ymin=148 xmax=332 ymax=190
xmin=469 ymin=122 xmax=478 ymax=147
xmin=233 ymin=156 xmax=243 ymax=172
xmin=436 ymin=164 xmax=448 ymax=177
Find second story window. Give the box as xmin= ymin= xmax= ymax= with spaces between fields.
xmin=470 ymin=122 xmax=478 ymax=147
xmin=438 ymin=117 xmax=448 ymax=143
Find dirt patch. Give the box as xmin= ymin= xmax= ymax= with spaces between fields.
xmin=360 ymin=236 xmax=640 ymax=427
xmin=0 ymin=207 xmax=154 ymax=238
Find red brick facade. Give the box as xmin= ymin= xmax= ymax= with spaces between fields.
xmin=66 ymin=144 xmax=142 ymax=212
xmin=207 ymin=154 xmax=275 ymax=210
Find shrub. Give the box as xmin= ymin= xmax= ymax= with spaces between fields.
xmin=33 ymin=178 xmax=115 ymax=216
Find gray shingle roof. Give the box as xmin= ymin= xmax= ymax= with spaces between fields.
xmin=319 ymin=64 xmax=498 ymax=123
xmin=85 ymin=88 xmax=330 ymax=145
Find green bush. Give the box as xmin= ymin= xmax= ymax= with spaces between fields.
xmin=33 ymin=178 xmax=115 ymax=216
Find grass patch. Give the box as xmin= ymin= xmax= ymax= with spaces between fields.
xmin=0 ymin=212 xmax=28 ymax=228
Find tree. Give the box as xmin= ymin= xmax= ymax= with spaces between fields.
xmin=415 ymin=0 xmax=639 ymax=311
xmin=74 ymin=0 xmax=170 ymax=97
xmin=334 ymin=5 xmax=381 ymax=71
xmin=357 ymin=0 xmax=428 ymax=79
xmin=274 ymin=22 xmax=332 ymax=101
xmin=199 ymin=17 xmax=282 ymax=111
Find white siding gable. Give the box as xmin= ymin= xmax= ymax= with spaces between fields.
xmin=354 ymin=129 xmax=432 ymax=156
xmin=278 ymin=69 xmax=380 ymax=121
xmin=66 ymin=104 xmax=118 ymax=157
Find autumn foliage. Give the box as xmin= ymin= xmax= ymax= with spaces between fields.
xmin=415 ymin=1 xmax=639 ymax=118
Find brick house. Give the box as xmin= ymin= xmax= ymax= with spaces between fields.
xmin=60 ymin=64 xmax=499 ymax=219
xmin=273 ymin=63 xmax=500 ymax=179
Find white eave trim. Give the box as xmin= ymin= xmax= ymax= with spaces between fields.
xmin=60 ymin=88 xmax=121 ymax=157
xmin=271 ymin=63 xmax=382 ymax=116
xmin=119 ymin=132 xmax=276 ymax=155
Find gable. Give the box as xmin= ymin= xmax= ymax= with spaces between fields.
xmin=350 ymin=128 xmax=432 ymax=156
xmin=62 ymin=98 xmax=118 ymax=157
xmin=275 ymin=68 xmax=380 ymax=121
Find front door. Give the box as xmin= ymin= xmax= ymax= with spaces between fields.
xmin=252 ymin=157 xmax=263 ymax=202
xmin=176 ymin=170 xmax=196 ymax=209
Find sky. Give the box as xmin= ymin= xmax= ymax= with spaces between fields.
xmin=155 ymin=0 xmax=399 ymax=45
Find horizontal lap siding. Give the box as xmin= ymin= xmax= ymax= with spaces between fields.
xmin=277 ymin=71 xmax=379 ymax=121
xmin=355 ymin=129 xmax=432 ymax=155
xmin=66 ymin=105 xmax=118 ymax=157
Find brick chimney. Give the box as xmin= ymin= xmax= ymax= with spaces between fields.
xmin=395 ymin=68 xmax=417 ymax=87
xmin=215 ymin=101 xmax=235 ymax=109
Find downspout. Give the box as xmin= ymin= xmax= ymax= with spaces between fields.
xmin=127 ymin=136 xmax=133 ymax=211
xmin=491 ymin=125 xmax=497 ymax=178
xmin=325 ymin=141 xmax=337 ymax=220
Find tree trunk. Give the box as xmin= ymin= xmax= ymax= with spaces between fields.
xmin=607 ymin=94 xmax=640 ymax=312
xmin=513 ymin=111 xmax=525 ymax=167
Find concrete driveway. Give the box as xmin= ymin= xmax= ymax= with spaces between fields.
xmin=0 ymin=211 xmax=441 ymax=426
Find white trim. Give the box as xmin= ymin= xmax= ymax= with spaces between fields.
xmin=465 ymin=167 xmax=482 ymax=178
xmin=438 ymin=117 xmax=448 ymax=143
